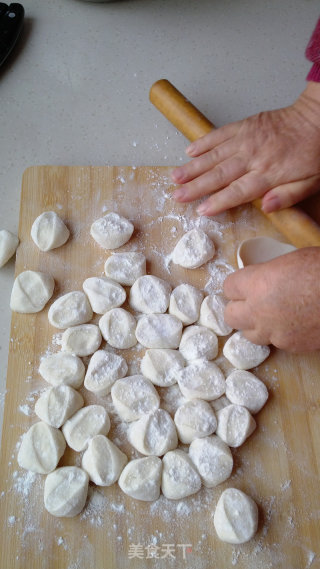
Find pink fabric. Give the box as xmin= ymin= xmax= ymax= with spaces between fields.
xmin=306 ymin=18 xmax=320 ymax=82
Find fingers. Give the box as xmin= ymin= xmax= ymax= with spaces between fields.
xmin=224 ymin=300 xmax=255 ymax=330
xmin=261 ymin=175 xmax=320 ymax=213
xmin=185 ymin=122 xmax=241 ymax=157
xmin=223 ymin=266 xmax=256 ymax=300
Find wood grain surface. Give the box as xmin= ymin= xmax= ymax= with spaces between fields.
xmin=0 ymin=165 xmax=319 ymax=569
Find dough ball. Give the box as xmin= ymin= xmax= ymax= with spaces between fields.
xmin=213 ymin=488 xmax=259 ymax=544
xmin=177 ymin=359 xmax=225 ymax=401
xmin=61 ymin=324 xmax=102 ymax=356
xmin=223 ymin=331 xmax=270 ymax=370
xmin=90 ymin=212 xmax=134 ymax=249
xmin=0 ymin=229 xmax=19 ymax=267
xmin=129 ymin=275 xmax=171 ymax=314
xmin=161 ymin=449 xmax=201 ymax=500
xmin=198 ymin=294 xmax=233 ymax=336
xmin=39 ymin=352 xmax=85 ymax=389
xmin=104 ymin=251 xmax=146 ymax=285
xmin=44 ymin=466 xmax=89 ymax=518
xmin=135 ymin=314 xmax=183 ymax=349
xmin=99 ymin=307 xmax=137 ymax=349
xmin=140 ymin=348 xmax=185 ymax=387
xmin=174 ymin=399 xmax=217 ymax=444
xmin=31 ymin=211 xmax=69 ymax=252
xmin=169 ymin=283 xmax=204 ymax=325
xmin=172 ymin=228 xmax=215 ymax=269
xmin=83 ymin=276 xmax=126 ymax=314
xmin=118 ymin=456 xmax=162 ymax=501
xmin=18 ymin=421 xmax=66 ymax=474
xmin=216 ymin=404 xmax=256 ymax=447
xmin=84 ymin=349 xmax=128 ymax=396
xmin=81 ymin=435 xmax=128 ymax=486
xmin=48 ymin=291 xmax=93 ymax=329
xmin=10 ymin=270 xmax=54 ymax=313
xmin=189 ymin=435 xmax=233 ymax=488
xmin=111 ymin=375 xmax=160 ymax=422
xmin=62 ymin=405 xmax=110 ymax=451
xmin=226 ymin=370 xmax=269 ymax=414
xmin=128 ymin=409 xmax=178 ymax=456
xmin=179 ymin=325 xmax=218 ymax=361
xmin=35 ymin=385 xmax=84 ymax=428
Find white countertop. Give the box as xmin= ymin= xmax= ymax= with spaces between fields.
xmin=0 ymin=0 xmax=318 ymax=439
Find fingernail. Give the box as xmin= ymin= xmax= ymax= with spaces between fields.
xmin=173 ymin=188 xmax=184 ymax=200
xmin=262 ymin=195 xmax=280 ymax=213
xmin=171 ymin=168 xmax=183 ymax=183
xmin=186 ymin=143 xmax=195 ymax=155
xmin=197 ymin=203 xmax=208 ymax=215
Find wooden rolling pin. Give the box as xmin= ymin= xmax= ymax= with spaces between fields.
xmin=149 ymin=79 xmax=320 ymax=248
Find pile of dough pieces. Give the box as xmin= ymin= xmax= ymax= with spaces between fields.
xmin=16 ymin=210 xmax=270 ymax=545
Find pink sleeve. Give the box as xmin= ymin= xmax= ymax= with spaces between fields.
xmin=306 ymin=18 xmax=320 ymax=82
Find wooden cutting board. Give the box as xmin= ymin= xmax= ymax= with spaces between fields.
xmin=0 ymin=165 xmax=320 ymax=569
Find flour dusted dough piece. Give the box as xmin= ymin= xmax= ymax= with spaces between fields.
xmin=48 ymin=291 xmax=93 ymax=329
xmin=169 ymin=283 xmax=204 ymax=325
xmin=118 ymin=456 xmax=162 ymax=501
xmin=198 ymin=294 xmax=233 ymax=336
xmin=177 ymin=359 xmax=225 ymax=401
xmin=99 ymin=308 xmax=137 ymax=349
xmin=0 ymin=229 xmax=19 ymax=267
xmin=174 ymin=399 xmax=217 ymax=444
xmin=161 ymin=449 xmax=201 ymax=500
xmin=90 ymin=212 xmax=134 ymax=249
xmin=172 ymin=228 xmax=215 ymax=269
xmin=128 ymin=409 xmax=178 ymax=456
xmin=226 ymin=370 xmax=269 ymax=414
xmin=44 ymin=466 xmax=89 ymax=518
xmin=31 ymin=211 xmax=69 ymax=252
xmin=83 ymin=277 xmax=126 ymax=314
xmin=84 ymin=349 xmax=128 ymax=396
xmin=10 ymin=270 xmax=54 ymax=313
xmin=223 ymin=331 xmax=270 ymax=370
xmin=213 ymin=488 xmax=259 ymax=544
xmin=39 ymin=352 xmax=85 ymax=389
xmin=135 ymin=314 xmax=182 ymax=349
xmin=62 ymin=405 xmax=110 ymax=451
xmin=35 ymin=385 xmax=84 ymax=428
xmin=111 ymin=375 xmax=160 ymax=422
xmin=216 ymin=404 xmax=256 ymax=447
xmin=61 ymin=324 xmax=102 ymax=356
xmin=104 ymin=252 xmax=146 ymax=285
xmin=140 ymin=349 xmax=185 ymax=387
xmin=81 ymin=435 xmax=128 ymax=486
xmin=179 ymin=325 xmax=218 ymax=361
xmin=237 ymin=236 xmax=296 ymax=269
xmin=129 ymin=275 xmax=171 ymax=314
xmin=189 ymin=435 xmax=233 ymax=488
xmin=18 ymin=421 xmax=66 ymax=474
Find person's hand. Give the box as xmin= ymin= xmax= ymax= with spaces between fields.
xmin=171 ymin=82 xmax=320 ymax=216
xmin=223 ymin=247 xmax=320 ymax=352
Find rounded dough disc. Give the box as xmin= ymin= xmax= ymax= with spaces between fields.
xmin=225 ymin=369 xmax=268 ymax=414
xmin=10 ymin=270 xmax=54 ymax=313
xmin=172 ymin=228 xmax=215 ymax=269
xmin=81 ymin=435 xmax=128 ymax=486
xmin=62 ymin=405 xmax=110 ymax=451
xmin=129 ymin=275 xmax=171 ymax=314
xmin=198 ymin=294 xmax=233 ymax=336
xmin=213 ymin=488 xmax=259 ymax=544
xmin=0 ymin=229 xmax=19 ymax=267
xmin=161 ymin=449 xmax=201 ymax=500
xmin=35 ymin=385 xmax=84 ymax=428
xmin=90 ymin=212 xmax=134 ymax=249
xmin=140 ymin=348 xmax=185 ymax=387
xmin=111 ymin=375 xmax=160 ymax=422
xmin=39 ymin=352 xmax=85 ymax=389
xmin=104 ymin=251 xmax=146 ymax=285
xmin=17 ymin=421 xmax=66 ymax=474
xmin=99 ymin=308 xmax=137 ymax=349
xmin=44 ymin=466 xmax=89 ymax=517
xmin=223 ymin=331 xmax=270 ymax=370
xmin=84 ymin=349 xmax=128 ymax=396
xmin=216 ymin=404 xmax=256 ymax=447
xmin=189 ymin=435 xmax=233 ymax=488
xmin=61 ymin=324 xmax=102 ymax=356
xmin=174 ymin=399 xmax=217 ymax=444
xmin=177 ymin=359 xmax=225 ymax=401
xmin=128 ymin=409 xmax=178 ymax=456
xmin=169 ymin=283 xmax=204 ymax=325
xmin=83 ymin=276 xmax=126 ymax=314
xmin=31 ymin=211 xmax=69 ymax=252
xmin=135 ymin=314 xmax=182 ymax=349
xmin=179 ymin=325 xmax=218 ymax=361
xmin=118 ymin=456 xmax=162 ymax=501
xmin=48 ymin=291 xmax=93 ymax=329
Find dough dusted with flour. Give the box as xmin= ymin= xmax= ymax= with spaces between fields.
xmin=35 ymin=385 xmax=84 ymax=428
xmin=61 ymin=324 xmax=102 ymax=356
xmin=18 ymin=421 xmax=66 ymax=474
xmin=83 ymin=277 xmax=126 ymax=314
xmin=48 ymin=291 xmax=93 ymax=329
xmin=172 ymin=228 xmax=215 ymax=269
xmin=129 ymin=275 xmax=171 ymax=314
xmin=128 ymin=409 xmax=178 ymax=456
xmin=213 ymin=488 xmax=259 ymax=544
xmin=226 ymin=370 xmax=269 ymax=414
xmin=0 ymin=229 xmax=19 ymax=267
xmin=174 ymin=399 xmax=217 ymax=444
xmin=90 ymin=212 xmax=134 ymax=249
xmin=10 ymin=270 xmax=54 ymax=313
xmin=84 ymin=349 xmax=128 ymax=396
xmin=169 ymin=283 xmax=204 ymax=325
xmin=39 ymin=352 xmax=85 ymax=389
xmin=198 ymin=294 xmax=233 ymax=336
xmin=44 ymin=466 xmax=89 ymax=518
xmin=111 ymin=375 xmax=160 ymax=422
xmin=179 ymin=325 xmax=218 ymax=361
xmin=99 ymin=307 xmax=137 ymax=349
xmin=104 ymin=252 xmax=146 ymax=285
xmin=31 ymin=211 xmax=69 ymax=251
xmin=177 ymin=359 xmax=225 ymax=401
xmin=223 ymin=331 xmax=270 ymax=370
xmin=140 ymin=349 xmax=185 ymax=387
xmin=189 ymin=435 xmax=233 ymax=488
xmin=62 ymin=405 xmax=110 ymax=451
xmin=161 ymin=449 xmax=201 ymax=500
xmin=135 ymin=314 xmax=182 ymax=349
xmin=216 ymin=404 xmax=256 ymax=447
xmin=81 ymin=435 xmax=128 ymax=486
xmin=118 ymin=456 xmax=162 ymax=501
